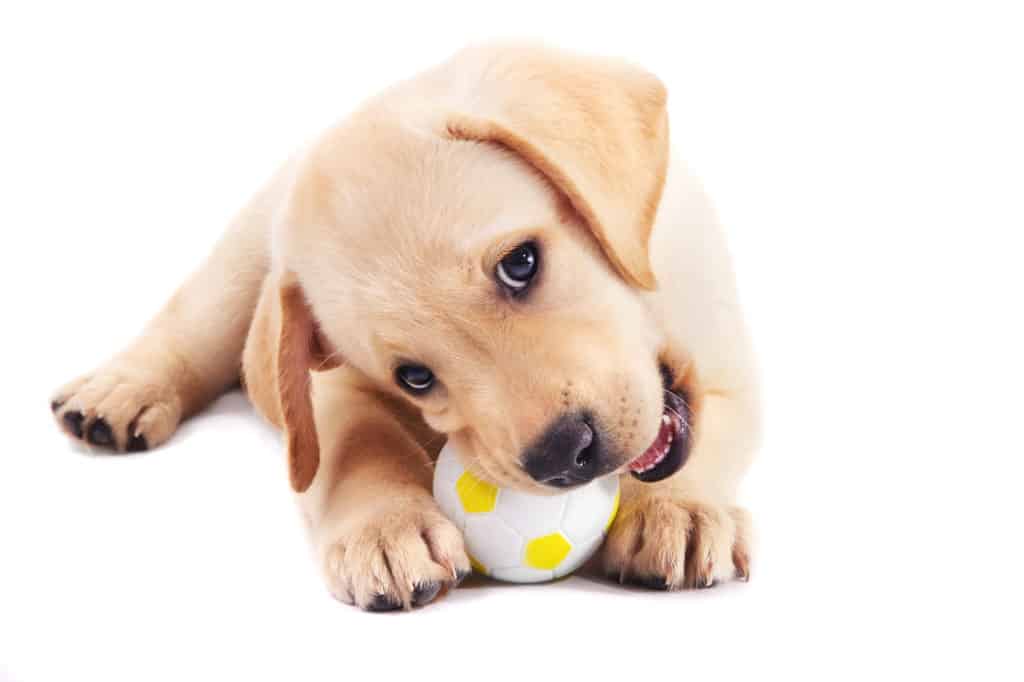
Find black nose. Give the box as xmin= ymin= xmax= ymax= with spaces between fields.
xmin=522 ymin=414 xmax=604 ymax=488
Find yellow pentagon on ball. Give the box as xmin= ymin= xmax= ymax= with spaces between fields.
xmin=455 ymin=470 xmax=498 ymax=513
xmin=468 ymin=553 xmax=488 ymax=576
xmin=605 ymin=489 xmax=620 ymax=532
xmin=524 ymin=532 xmax=572 ymax=570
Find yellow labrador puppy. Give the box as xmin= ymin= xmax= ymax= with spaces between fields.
xmin=51 ymin=44 xmax=759 ymax=610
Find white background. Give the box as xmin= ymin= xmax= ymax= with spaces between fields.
xmin=2 ymin=1 xmax=1022 ymax=680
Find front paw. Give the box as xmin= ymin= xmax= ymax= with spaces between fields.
xmin=602 ymin=494 xmax=751 ymax=590
xmin=51 ymin=362 xmax=183 ymax=453
xmin=317 ymin=499 xmax=470 ymax=611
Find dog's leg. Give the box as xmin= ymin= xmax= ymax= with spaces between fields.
xmin=50 ymin=178 xmax=282 ymax=452
xmin=238 ymin=268 xmax=469 ymax=610
xmin=299 ymin=371 xmax=470 ymax=611
xmin=602 ymin=390 xmax=758 ymax=589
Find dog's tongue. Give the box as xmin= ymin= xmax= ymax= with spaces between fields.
xmin=629 ymin=414 xmax=676 ymax=473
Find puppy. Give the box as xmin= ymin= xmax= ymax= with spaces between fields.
xmin=51 ymin=44 xmax=760 ymax=610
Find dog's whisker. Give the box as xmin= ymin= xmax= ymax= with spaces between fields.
xmin=315 ymin=351 xmax=344 ymax=371
xmin=665 ymin=389 xmax=693 ymax=415
xmin=664 ymin=406 xmax=687 ymax=426
xmin=662 ymin=390 xmax=692 ymax=423
xmin=421 ymin=433 xmax=449 ymax=464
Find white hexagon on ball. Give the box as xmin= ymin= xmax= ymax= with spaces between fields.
xmin=561 ymin=474 xmax=619 ymax=545
xmin=465 ymin=515 xmax=523 ymax=570
xmin=496 ymin=487 xmax=567 ymax=540
xmin=432 ymin=439 xmax=620 ymax=583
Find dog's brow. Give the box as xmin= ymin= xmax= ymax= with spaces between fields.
xmin=458 ymin=220 xmax=525 ymax=255
xmin=458 ymin=199 xmax=555 ymax=254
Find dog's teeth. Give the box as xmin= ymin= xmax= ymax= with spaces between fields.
xmin=631 ymin=415 xmax=679 ymax=475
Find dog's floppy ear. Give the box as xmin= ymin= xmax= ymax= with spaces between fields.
xmin=445 ymin=45 xmax=669 ymax=289
xmin=277 ymin=272 xmax=342 ymax=492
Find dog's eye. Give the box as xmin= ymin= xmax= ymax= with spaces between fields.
xmin=496 ymin=242 xmax=539 ymax=293
xmin=395 ymin=364 xmax=435 ymax=394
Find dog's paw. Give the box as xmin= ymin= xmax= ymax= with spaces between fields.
xmin=602 ymin=494 xmax=751 ymax=590
xmin=318 ymin=500 xmax=471 ymax=612
xmin=51 ymin=362 xmax=184 ymax=453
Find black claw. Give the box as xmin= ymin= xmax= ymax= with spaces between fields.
xmin=365 ymin=593 xmax=401 ymax=612
xmin=87 ymin=418 xmax=115 ymax=448
xmin=699 ymin=579 xmax=717 ymax=590
xmin=63 ymin=411 xmax=84 ymax=438
xmin=412 ymin=581 xmax=442 ymax=607
xmin=50 ymin=400 xmax=64 ymax=413
xmin=634 ymin=575 xmax=670 ymax=591
xmin=454 ymin=570 xmax=470 ymax=586
xmin=127 ymin=433 xmax=148 ymax=453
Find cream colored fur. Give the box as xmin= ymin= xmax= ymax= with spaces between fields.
xmin=52 ymin=44 xmax=759 ymax=608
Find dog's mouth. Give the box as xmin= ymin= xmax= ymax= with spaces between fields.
xmin=628 ymin=380 xmax=691 ymax=483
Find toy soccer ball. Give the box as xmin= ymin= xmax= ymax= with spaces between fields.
xmin=432 ymin=440 xmax=620 ymax=583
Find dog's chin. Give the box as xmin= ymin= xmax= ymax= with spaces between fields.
xmin=627 ymin=385 xmax=692 ymax=483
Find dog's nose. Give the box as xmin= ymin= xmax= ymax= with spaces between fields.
xmin=522 ymin=414 xmax=603 ymax=488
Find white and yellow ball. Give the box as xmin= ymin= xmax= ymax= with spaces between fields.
xmin=433 ymin=441 xmax=620 ymax=583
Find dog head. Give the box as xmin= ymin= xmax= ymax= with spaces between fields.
xmin=275 ymin=45 xmax=693 ymax=493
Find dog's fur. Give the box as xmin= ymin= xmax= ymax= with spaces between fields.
xmin=51 ymin=44 xmax=760 ymax=609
